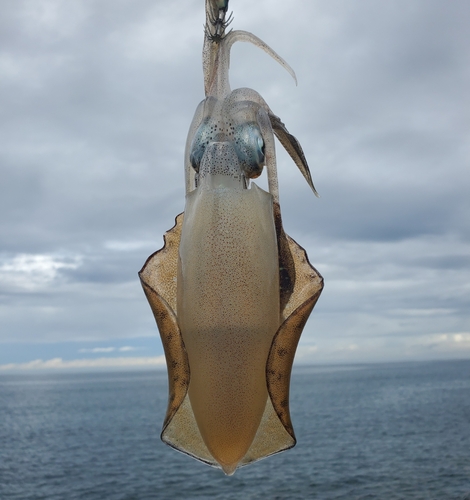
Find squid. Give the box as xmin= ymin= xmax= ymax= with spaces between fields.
xmin=139 ymin=0 xmax=323 ymax=475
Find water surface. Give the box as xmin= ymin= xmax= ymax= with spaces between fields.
xmin=1 ymin=360 xmax=469 ymax=499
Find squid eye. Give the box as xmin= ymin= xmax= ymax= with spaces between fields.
xmin=190 ymin=120 xmax=215 ymax=172
xmin=233 ymin=123 xmax=265 ymax=179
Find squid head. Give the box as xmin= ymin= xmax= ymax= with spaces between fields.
xmin=139 ymin=0 xmax=323 ymax=475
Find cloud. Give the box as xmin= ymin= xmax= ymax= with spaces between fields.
xmin=294 ymin=331 xmax=470 ymax=365
xmin=118 ymin=346 xmax=139 ymax=352
xmin=0 ymin=356 xmax=166 ymax=371
xmin=78 ymin=346 xmax=140 ymax=353
xmin=0 ymin=253 xmax=81 ymax=291
xmin=78 ymin=347 xmax=115 ymax=353
xmin=0 ymin=0 xmax=469 ymax=364
xmin=410 ymin=332 xmax=470 ymax=351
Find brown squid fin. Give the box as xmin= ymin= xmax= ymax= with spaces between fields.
xmin=138 ymin=214 xmax=190 ymax=431
xmin=267 ymin=234 xmax=324 ymax=438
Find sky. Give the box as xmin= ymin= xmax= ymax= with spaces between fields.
xmin=1 ymin=0 xmax=469 ymax=370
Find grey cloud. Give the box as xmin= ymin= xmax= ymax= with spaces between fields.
xmin=1 ymin=0 xmax=469 ymax=363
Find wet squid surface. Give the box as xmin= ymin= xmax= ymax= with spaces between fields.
xmin=139 ymin=0 xmax=323 ymax=475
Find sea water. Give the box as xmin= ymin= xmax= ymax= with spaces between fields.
xmin=1 ymin=360 xmax=469 ymax=499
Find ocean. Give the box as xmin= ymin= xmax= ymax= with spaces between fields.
xmin=1 ymin=360 xmax=469 ymax=499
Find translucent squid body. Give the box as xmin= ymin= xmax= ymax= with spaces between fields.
xmin=139 ymin=0 xmax=323 ymax=475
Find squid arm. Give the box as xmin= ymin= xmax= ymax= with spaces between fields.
xmin=139 ymin=0 xmax=323 ymax=475
xmin=212 ymin=27 xmax=319 ymax=194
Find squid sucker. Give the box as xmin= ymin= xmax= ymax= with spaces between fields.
xmin=139 ymin=0 xmax=323 ymax=475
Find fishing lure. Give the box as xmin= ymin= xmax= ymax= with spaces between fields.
xmin=139 ymin=0 xmax=323 ymax=475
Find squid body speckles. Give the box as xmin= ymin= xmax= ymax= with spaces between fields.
xmin=139 ymin=0 xmax=323 ymax=475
